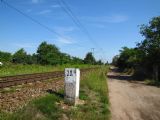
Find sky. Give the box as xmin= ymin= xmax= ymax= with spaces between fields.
xmin=0 ymin=0 xmax=160 ymax=62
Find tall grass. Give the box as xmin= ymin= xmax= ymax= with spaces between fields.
xmin=69 ymin=66 xmax=110 ymax=119
xmin=0 ymin=63 xmax=96 ymax=77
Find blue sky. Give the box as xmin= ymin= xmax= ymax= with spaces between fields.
xmin=0 ymin=0 xmax=160 ymax=62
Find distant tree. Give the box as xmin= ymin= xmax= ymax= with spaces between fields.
xmin=12 ymin=48 xmax=27 ymax=64
xmin=117 ymin=47 xmax=139 ymax=69
xmin=31 ymin=53 xmax=38 ymax=64
xmin=112 ymin=55 xmax=119 ymax=66
xmin=105 ymin=61 xmax=109 ymax=65
xmin=37 ymin=41 xmax=61 ymax=65
xmin=0 ymin=51 xmax=12 ymax=62
xmin=25 ymin=54 xmax=35 ymax=64
xmin=96 ymin=59 xmax=103 ymax=65
xmin=84 ymin=52 xmax=96 ymax=64
xmin=71 ymin=56 xmax=83 ymax=64
xmin=59 ymin=53 xmax=71 ymax=64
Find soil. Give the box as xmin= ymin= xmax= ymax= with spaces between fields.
xmin=108 ymin=67 xmax=160 ymax=120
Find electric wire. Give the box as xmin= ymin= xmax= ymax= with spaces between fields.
xmin=58 ymin=0 xmax=107 ymax=62
xmin=1 ymin=0 xmax=84 ymax=48
xmin=1 ymin=0 xmax=108 ymax=62
xmin=58 ymin=0 xmax=100 ymax=48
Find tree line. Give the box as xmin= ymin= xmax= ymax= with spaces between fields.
xmin=0 ymin=41 xmax=104 ymax=65
xmin=112 ymin=16 xmax=160 ymax=82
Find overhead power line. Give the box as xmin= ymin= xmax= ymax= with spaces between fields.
xmin=58 ymin=0 xmax=100 ymax=47
xmin=1 ymin=0 xmax=74 ymax=43
xmin=58 ymin=0 xmax=108 ymax=62
xmin=1 ymin=0 xmax=108 ymax=62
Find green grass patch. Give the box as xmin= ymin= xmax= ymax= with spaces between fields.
xmin=0 ymin=64 xmax=97 ymax=77
xmin=68 ymin=67 xmax=110 ymax=120
xmin=0 ymin=66 xmax=110 ymax=120
xmin=79 ymin=90 xmax=88 ymax=100
xmin=0 ymin=94 xmax=62 ymax=120
xmin=145 ymin=79 xmax=160 ymax=86
xmin=32 ymin=94 xmax=62 ymax=119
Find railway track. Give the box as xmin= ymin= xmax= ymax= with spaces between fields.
xmin=0 ymin=68 xmax=97 ymax=88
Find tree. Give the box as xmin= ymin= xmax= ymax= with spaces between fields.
xmin=31 ymin=53 xmax=38 ymax=64
xmin=137 ymin=16 xmax=160 ymax=81
xmin=60 ymin=53 xmax=71 ymax=65
xmin=96 ymin=59 xmax=103 ymax=65
xmin=37 ymin=41 xmax=61 ymax=65
xmin=116 ymin=47 xmax=138 ymax=69
xmin=25 ymin=54 xmax=35 ymax=64
xmin=115 ymin=16 xmax=160 ymax=82
xmin=71 ymin=56 xmax=83 ymax=64
xmin=105 ymin=61 xmax=109 ymax=65
xmin=84 ymin=52 xmax=96 ymax=64
xmin=0 ymin=51 xmax=12 ymax=62
xmin=112 ymin=55 xmax=119 ymax=66
xmin=12 ymin=48 xmax=28 ymax=64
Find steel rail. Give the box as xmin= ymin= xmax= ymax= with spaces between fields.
xmin=0 ymin=68 xmax=98 ymax=88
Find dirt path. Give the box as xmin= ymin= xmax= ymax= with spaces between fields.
xmin=108 ymin=68 xmax=160 ymax=120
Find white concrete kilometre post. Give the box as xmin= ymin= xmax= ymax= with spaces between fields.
xmin=64 ymin=68 xmax=80 ymax=105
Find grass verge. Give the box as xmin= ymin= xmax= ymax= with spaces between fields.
xmin=68 ymin=66 xmax=110 ymax=119
xmin=145 ymin=79 xmax=160 ymax=87
xmin=0 ymin=64 xmax=97 ymax=77
xmin=0 ymin=67 xmax=110 ymax=120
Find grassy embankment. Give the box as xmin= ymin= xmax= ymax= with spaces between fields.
xmin=0 ymin=64 xmax=96 ymax=77
xmin=0 ymin=67 xmax=110 ymax=120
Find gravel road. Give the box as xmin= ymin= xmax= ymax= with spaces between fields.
xmin=108 ymin=68 xmax=160 ymax=120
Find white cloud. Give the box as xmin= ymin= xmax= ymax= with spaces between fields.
xmin=90 ymin=23 xmax=105 ymax=28
xmin=82 ymin=14 xmax=128 ymax=23
xmin=37 ymin=10 xmax=52 ymax=15
xmin=52 ymin=26 xmax=77 ymax=45
xmin=104 ymin=15 xmax=128 ymax=23
xmin=57 ymin=37 xmax=75 ymax=45
xmin=13 ymin=43 xmax=36 ymax=48
xmin=54 ymin=26 xmax=75 ymax=34
xmin=51 ymin=4 xmax=60 ymax=8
